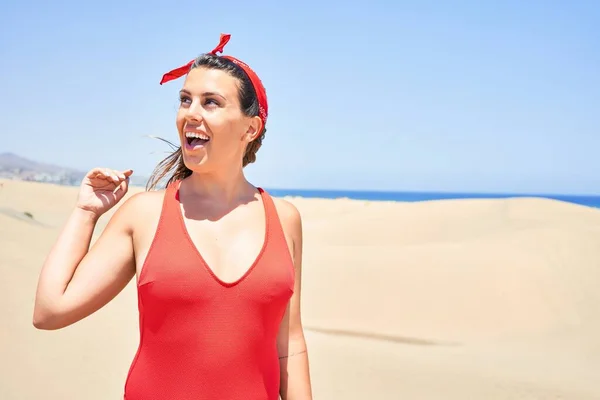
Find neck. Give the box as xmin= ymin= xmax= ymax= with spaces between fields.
xmin=183 ymin=164 xmax=256 ymax=205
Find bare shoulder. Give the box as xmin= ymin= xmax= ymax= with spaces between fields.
xmin=116 ymin=189 xmax=167 ymax=232
xmin=124 ymin=189 xmax=166 ymax=208
xmin=271 ymin=196 xmax=302 ymax=241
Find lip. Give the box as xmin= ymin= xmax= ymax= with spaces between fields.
xmin=184 ymin=139 xmax=208 ymax=152
xmin=183 ymin=124 xmax=210 ymax=139
xmin=182 ymin=125 xmax=210 ymax=151
xmin=183 ymin=130 xmax=211 ymax=139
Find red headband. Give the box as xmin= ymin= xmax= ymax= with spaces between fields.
xmin=159 ymin=33 xmax=268 ymax=127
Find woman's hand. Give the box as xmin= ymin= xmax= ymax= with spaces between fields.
xmin=75 ymin=167 xmax=134 ymax=218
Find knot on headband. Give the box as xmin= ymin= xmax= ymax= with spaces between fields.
xmin=209 ymin=33 xmax=231 ymax=55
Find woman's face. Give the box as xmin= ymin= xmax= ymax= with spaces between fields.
xmin=176 ymin=67 xmax=261 ymax=172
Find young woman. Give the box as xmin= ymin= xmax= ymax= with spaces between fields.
xmin=33 ymin=34 xmax=313 ymax=400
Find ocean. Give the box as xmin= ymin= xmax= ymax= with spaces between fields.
xmin=265 ymin=188 xmax=600 ymax=209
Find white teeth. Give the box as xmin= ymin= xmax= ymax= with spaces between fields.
xmin=185 ymin=132 xmax=210 ymax=140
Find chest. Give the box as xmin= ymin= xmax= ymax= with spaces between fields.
xmin=180 ymin=199 xmax=268 ymax=285
xmin=136 ymin=186 xmax=295 ymax=307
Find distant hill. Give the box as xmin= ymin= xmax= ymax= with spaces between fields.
xmin=0 ymin=152 xmax=148 ymax=187
xmin=0 ymin=152 xmax=84 ymax=175
xmin=0 ymin=152 xmax=86 ymax=186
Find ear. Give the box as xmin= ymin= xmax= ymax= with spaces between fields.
xmin=244 ymin=116 xmax=263 ymax=143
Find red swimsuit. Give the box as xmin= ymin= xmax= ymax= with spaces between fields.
xmin=123 ymin=181 xmax=295 ymax=399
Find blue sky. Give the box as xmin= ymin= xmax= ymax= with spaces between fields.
xmin=1 ymin=0 xmax=598 ymax=194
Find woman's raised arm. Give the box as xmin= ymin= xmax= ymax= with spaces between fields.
xmin=33 ymin=167 xmax=138 ymax=330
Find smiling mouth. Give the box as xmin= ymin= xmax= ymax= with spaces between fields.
xmin=185 ymin=132 xmax=210 ymax=147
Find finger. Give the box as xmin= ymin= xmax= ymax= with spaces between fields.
xmin=97 ymin=168 xmax=111 ymax=180
xmin=103 ymin=168 xmax=120 ymax=183
xmin=87 ymin=167 xmax=127 ymax=183
xmin=96 ymin=170 xmax=110 ymax=181
xmin=113 ymin=177 xmax=129 ymax=194
xmin=87 ymin=167 xmax=109 ymax=179
xmin=116 ymin=169 xmax=133 ymax=180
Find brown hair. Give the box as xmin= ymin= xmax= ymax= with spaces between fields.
xmin=145 ymin=53 xmax=267 ymax=191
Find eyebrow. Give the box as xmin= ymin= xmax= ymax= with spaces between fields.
xmin=179 ymin=89 xmax=226 ymax=100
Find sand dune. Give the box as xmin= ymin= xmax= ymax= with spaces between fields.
xmin=2 ymin=178 xmax=600 ymax=399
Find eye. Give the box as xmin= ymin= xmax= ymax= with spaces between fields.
xmin=179 ymin=95 xmax=192 ymax=106
xmin=204 ymin=98 xmax=219 ymax=107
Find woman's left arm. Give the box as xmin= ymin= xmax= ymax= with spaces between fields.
xmin=276 ymin=199 xmax=313 ymax=400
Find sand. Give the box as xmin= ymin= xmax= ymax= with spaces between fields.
xmin=1 ymin=178 xmax=600 ymax=399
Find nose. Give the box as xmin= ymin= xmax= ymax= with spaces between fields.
xmin=185 ymin=100 xmax=203 ymax=123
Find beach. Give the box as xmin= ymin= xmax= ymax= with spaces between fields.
xmin=2 ymin=178 xmax=600 ymax=399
